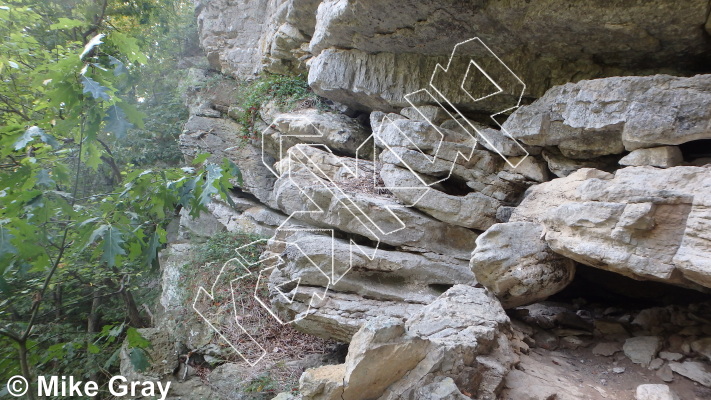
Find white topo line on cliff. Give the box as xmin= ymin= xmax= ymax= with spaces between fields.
xmin=192 ymin=37 xmax=527 ymax=366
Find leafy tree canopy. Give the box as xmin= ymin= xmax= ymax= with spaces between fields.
xmin=0 ymin=0 xmax=239 ymax=395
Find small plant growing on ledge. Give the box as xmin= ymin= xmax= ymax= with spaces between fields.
xmin=235 ymin=74 xmax=326 ymax=138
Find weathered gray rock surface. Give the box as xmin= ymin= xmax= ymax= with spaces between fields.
xmin=504 ymin=75 xmax=711 ymax=158
xmin=197 ymin=0 xmax=711 ymax=113
xmin=271 ymin=146 xmax=479 ymax=258
xmin=471 ymin=222 xmax=576 ymax=308
xmin=262 ymin=109 xmax=371 ymax=160
xmin=181 ymin=115 xmax=276 ymax=203
xmin=299 ymin=285 xmax=514 ymax=400
xmin=619 ymin=146 xmax=684 ymax=168
xmin=511 ymin=167 xmax=711 ymax=290
xmin=170 ymin=3 xmax=711 ymax=398
xmin=266 ymin=231 xmax=476 ymax=342
xmin=306 ymin=1 xmax=710 ymax=112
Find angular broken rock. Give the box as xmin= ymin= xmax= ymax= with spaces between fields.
xmin=412 ymin=376 xmax=470 ymax=400
xmin=510 ymin=166 xmax=711 ymax=290
xmin=267 ymin=232 xmax=476 ymax=342
xmin=501 ymin=352 xmax=591 ymax=400
xmin=592 ymin=342 xmax=622 ymax=357
xmin=272 ymin=146 xmax=478 ymax=258
xmin=299 ymin=364 xmax=347 ymax=400
xmin=623 ymin=336 xmax=662 ymax=367
xmin=299 ymin=285 xmax=514 ymax=400
xmin=270 ymin=232 xmax=475 ymax=304
xmin=691 ymin=338 xmax=711 ymax=362
xmin=632 ymin=308 xmax=670 ymax=331
xmin=657 ymin=364 xmax=675 ymax=382
xmin=262 ymin=109 xmax=371 ymax=160
xmin=400 ymin=105 xmax=449 ymax=125
xmin=541 ymin=148 xmax=620 ymax=178
xmin=635 ymin=384 xmax=680 ymax=400
xmin=282 ymin=288 xmax=425 ymax=343
xmin=378 ymin=147 xmax=536 ymax=221
xmin=504 ymin=74 xmax=711 ymax=157
xmin=619 ymin=146 xmax=684 ymax=168
xmin=659 ymin=351 xmax=684 ymax=362
xmin=649 ymin=358 xmax=665 ymax=370
xmin=668 ymin=361 xmax=711 ymax=387
xmin=379 ymin=163 xmax=500 ymax=230
xmin=470 ymin=222 xmax=576 ymax=308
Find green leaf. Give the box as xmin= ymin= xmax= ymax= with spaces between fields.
xmin=80 ymin=33 xmax=105 ymax=60
xmin=49 ymin=18 xmax=86 ymax=30
xmin=104 ymin=105 xmax=133 ymax=139
xmin=84 ymin=143 xmax=102 ymax=170
xmin=35 ymin=169 xmax=55 ymax=188
xmin=0 ymin=225 xmax=17 ymax=259
xmin=108 ymin=56 xmax=127 ymax=76
xmin=117 ymin=102 xmax=146 ymax=129
xmin=192 ymin=153 xmax=211 ymax=166
xmin=86 ymin=224 xmax=109 ymax=248
xmin=126 ymin=327 xmax=151 ymax=349
xmin=80 ymin=75 xmax=111 ymax=101
xmin=199 ymin=163 xmax=222 ymax=206
xmin=129 ymin=348 xmax=150 ymax=372
xmin=13 ymin=126 xmax=59 ymax=150
xmin=101 ymin=225 xmax=126 ymax=267
xmin=223 ymin=158 xmax=243 ymax=187
xmin=107 ymin=32 xmax=148 ymax=64
xmin=143 ymin=229 xmax=161 ymax=267
xmin=87 ymin=343 xmax=100 ymax=354
xmin=177 ymin=176 xmax=199 ymax=207
xmin=0 ymin=276 xmax=10 ymax=295
xmin=104 ymin=349 xmax=120 ymax=369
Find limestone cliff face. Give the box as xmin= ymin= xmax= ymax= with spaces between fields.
xmin=143 ymin=1 xmax=711 ymax=398
xmin=196 ymin=0 xmax=711 ymax=112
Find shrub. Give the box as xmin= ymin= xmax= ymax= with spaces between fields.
xmin=235 ymin=74 xmax=326 ymax=137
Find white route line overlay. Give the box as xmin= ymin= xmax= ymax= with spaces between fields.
xmin=192 ymin=37 xmax=527 ymax=366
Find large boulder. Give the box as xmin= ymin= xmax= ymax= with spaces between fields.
xmin=504 ymin=74 xmax=711 ymax=158
xmin=471 ymin=222 xmax=576 ymax=308
xmin=299 ymin=285 xmax=515 ymax=400
xmin=511 ymin=167 xmax=711 ymax=291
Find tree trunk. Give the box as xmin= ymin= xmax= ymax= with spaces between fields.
xmin=121 ymin=289 xmax=145 ymax=328
xmin=53 ymin=285 xmax=63 ymax=320
xmin=18 ymin=340 xmax=36 ymax=400
xmin=87 ymin=288 xmax=101 ymax=333
xmin=87 ymin=288 xmax=102 ymax=383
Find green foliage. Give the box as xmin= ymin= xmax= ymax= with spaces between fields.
xmin=244 ymin=374 xmax=277 ymax=394
xmin=190 ymin=232 xmax=265 ymax=267
xmin=235 ymin=74 xmax=326 ymax=137
xmin=125 ymin=327 xmax=151 ymax=372
xmin=0 ymin=0 xmax=240 ymax=393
